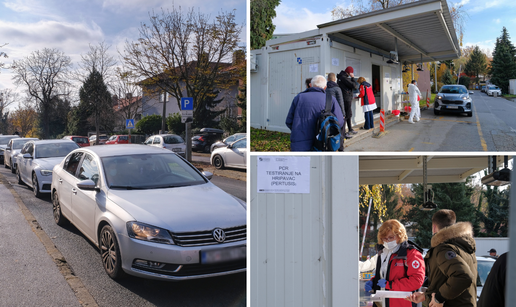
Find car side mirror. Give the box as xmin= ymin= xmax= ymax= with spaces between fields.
xmin=202 ymin=171 xmax=213 ymax=180
xmin=23 ymin=153 xmax=32 ymax=159
xmin=77 ymin=179 xmax=100 ymax=192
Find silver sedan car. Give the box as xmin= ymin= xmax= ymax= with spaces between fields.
xmin=51 ymin=144 xmax=246 ymax=281
xmin=16 ymin=139 xmax=79 ymax=198
xmin=211 ymin=137 xmax=247 ymax=170
xmin=4 ymin=137 xmax=39 ymax=173
xmin=144 ymin=134 xmax=186 ymax=157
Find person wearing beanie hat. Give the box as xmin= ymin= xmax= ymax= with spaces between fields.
xmin=337 ymin=66 xmax=359 ymax=139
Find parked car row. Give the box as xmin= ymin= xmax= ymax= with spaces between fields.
xmin=1 ymin=136 xmax=247 ymax=282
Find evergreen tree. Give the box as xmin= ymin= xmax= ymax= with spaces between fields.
xmin=79 ymin=68 xmax=113 ymax=143
xmin=464 ymin=46 xmax=487 ymax=80
xmin=251 ymin=0 xmax=281 ymax=50
xmin=490 ymin=27 xmax=516 ymax=94
xmin=441 ymin=69 xmax=454 ymax=85
xmin=193 ymin=89 xmax=226 ymax=129
xmin=403 ymin=181 xmax=479 ymax=248
xmin=476 ymin=184 xmax=510 ymax=237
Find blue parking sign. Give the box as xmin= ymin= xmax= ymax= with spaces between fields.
xmin=126 ymin=119 xmax=135 ymax=129
xmin=181 ymin=97 xmax=193 ymax=110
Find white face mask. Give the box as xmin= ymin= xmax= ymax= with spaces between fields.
xmin=383 ymin=240 xmax=398 ymax=250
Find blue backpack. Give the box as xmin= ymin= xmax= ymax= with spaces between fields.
xmin=313 ymin=92 xmax=342 ymax=151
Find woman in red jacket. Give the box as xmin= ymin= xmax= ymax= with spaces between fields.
xmin=357 ymin=77 xmax=377 ymax=130
xmin=365 ymin=219 xmax=425 ymax=307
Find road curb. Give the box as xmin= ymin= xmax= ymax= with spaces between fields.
xmin=0 ymin=174 xmax=99 ymax=307
xmin=344 ymin=115 xmax=400 ymax=148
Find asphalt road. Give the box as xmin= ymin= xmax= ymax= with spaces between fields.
xmin=346 ymin=90 xmax=516 ymax=151
xmin=0 ymin=166 xmax=246 ymax=307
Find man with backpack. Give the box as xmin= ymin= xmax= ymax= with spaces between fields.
xmin=285 ymin=75 xmax=344 ymax=151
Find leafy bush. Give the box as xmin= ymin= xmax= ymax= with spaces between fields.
xmin=167 ymin=112 xmax=185 ymax=135
xmin=135 ymin=114 xmax=162 ymax=135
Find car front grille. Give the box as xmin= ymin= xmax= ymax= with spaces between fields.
xmin=441 ymin=99 xmax=464 ymax=105
xmin=171 ymin=225 xmax=246 ymax=247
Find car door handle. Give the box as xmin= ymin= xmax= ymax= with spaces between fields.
xmin=59 ymin=179 xmax=63 ymax=184
xmin=72 ymin=188 xmax=77 ymax=195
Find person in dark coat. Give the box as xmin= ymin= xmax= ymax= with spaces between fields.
xmin=285 ymin=75 xmax=344 ymax=151
xmin=478 ymin=252 xmax=507 ymax=307
xmin=326 ymin=72 xmax=345 ymax=151
xmin=337 ymin=66 xmax=359 ymax=139
xmin=406 ymin=209 xmax=478 ymax=307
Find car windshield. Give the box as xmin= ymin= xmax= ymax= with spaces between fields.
xmin=108 ymin=135 xmax=117 ymax=141
xmin=163 ymin=135 xmax=184 ymax=144
xmin=13 ymin=140 xmax=30 ymax=149
xmin=73 ymin=137 xmax=89 ymax=144
xmin=477 ymin=259 xmax=495 ymax=286
xmin=102 ymin=153 xmax=206 ymax=189
xmin=35 ymin=143 xmax=79 ymax=158
xmin=489 ymin=86 xmax=499 ymax=90
xmin=440 ymin=86 xmax=467 ymax=94
xmin=0 ymin=136 xmax=18 ymax=145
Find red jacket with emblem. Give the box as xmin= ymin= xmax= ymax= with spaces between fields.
xmin=370 ymin=240 xmax=425 ymax=307
xmin=358 ymin=81 xmax=376 ymax=106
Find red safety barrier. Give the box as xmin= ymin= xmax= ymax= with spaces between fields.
xmin=380 ymin=109 xmax=385 ymax=132
xmin=426 ymin=90 xmax=430 ymax=108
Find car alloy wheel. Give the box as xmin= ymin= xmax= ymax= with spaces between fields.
xmin=213 ymin=155 xmax=224 ymax=169
xmin=32 ymin=172 xmax=41 ymax=198
xmin=100 ymin=225 xmax=126 ymax=279
xmin=204 ymin=145 xmax=211 ymax=153
xmin=52 ymin=192 xmax=69 ymax=226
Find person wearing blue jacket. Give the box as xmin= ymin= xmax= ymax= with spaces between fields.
xmin=285 ymin=75 xmax=344 ymax=151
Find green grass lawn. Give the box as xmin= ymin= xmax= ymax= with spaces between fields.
xmin=251 ymin=128 xmax=290 ymax=152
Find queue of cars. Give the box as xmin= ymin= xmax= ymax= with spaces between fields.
xmin=0 ymin=131 xmax=247 ymax=282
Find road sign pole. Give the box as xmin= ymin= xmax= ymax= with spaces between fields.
xmin=186 ymin=122 xmax=192 ymax=162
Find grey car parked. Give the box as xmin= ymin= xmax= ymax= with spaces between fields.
xmin=434 ymin=85 xmax=474 ymax=117
xmin=4 ymin=137 xmax=39 ymax=173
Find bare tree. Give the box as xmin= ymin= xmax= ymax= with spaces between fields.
xmin=75 ymin=42 xmax=117 ymax=86
xmin=121 ymin=6 xmax=242 ymax=127
xmin=11 ymin=48 xmax=72 ymax=138
xmin=0 ymin=43 xmax=8 ymax=72
xmin=0 ymin=88 xmax=19 ymax=134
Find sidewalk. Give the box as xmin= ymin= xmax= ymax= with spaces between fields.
xmin=0 ymin=178 xmax=82 ymax=306
xmin=344 ymin=112 xmax=402 ymax=148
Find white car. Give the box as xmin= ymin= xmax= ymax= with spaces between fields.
xmin=210 ymin=137 xmax=247 ymax=170
xmin=4 ymin=137 xmax=39 ymax=173
xmin=16 ymin=139 xmax=79 ymax=198
xmin=486 ymin=85 xmax=502 ymax=96
xmin=210 ymin=133 xmax=246 ymax=153
xmin=51 ymin=144 xmax=246 ymax=281
xmin=144 ymin=134 xmax=186 ymax=157
xmin=0 ymin=135 xmax=20 ymax=164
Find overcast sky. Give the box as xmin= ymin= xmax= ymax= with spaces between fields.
xmin=0 ymin=0 xmax=246 ymax=106
xmin=272 ymin=0 xmax=515 ymax=56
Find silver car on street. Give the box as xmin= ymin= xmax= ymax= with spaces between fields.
xmin=16 ymin=139 xmax=79 ymax=198
xmin=4 ymin=137 xmax=39 ymax=173
xmin=51 ymin=144 xmax=246 ymax=281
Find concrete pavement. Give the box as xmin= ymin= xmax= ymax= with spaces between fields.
xmin=0 ymin=175 xmax=88 ymax=307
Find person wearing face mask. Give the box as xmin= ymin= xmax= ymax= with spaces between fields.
xmin=405 ymin=209 xmax=477 ymax=307
xmin=407 ymin=80 xmax=422 ymax=124
xmin=364 ymin=219 xmax=425 ymax=307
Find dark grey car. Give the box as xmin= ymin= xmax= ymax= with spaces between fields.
xmin=433 ymin=85 xmax=473 ymax=117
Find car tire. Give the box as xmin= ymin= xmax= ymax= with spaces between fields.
xmin=17 ymin=167 xmax=24 ymax=185
xmin=4 ymin=161 xmax=8 ymax=168
xmin=213 ymin=155 xmax=224 ymax=169
xmin=32 ymin=172 xmax=41 ymax=198
xmin=467 ymin=112 xmax=473 ymax=117
xmin=52 ymin=191 xmax=69 ymax=226
xmin=433 ymin=109 xmax=440 ymax=116
xmin=203 ymin=145 xmax=210 ymax=153
xmin=99 ymin=225 xmax=126 ymax=280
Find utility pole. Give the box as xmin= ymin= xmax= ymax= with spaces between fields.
xmin=161 ymin=91 xmax=167 ymax=133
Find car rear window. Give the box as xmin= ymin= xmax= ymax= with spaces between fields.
xmin=163 ymin=135 xmax=184 ymax=144
xmin=73 ymin=137 xmax=89 ymax=144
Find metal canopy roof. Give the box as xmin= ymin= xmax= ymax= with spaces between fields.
xmin=359 ymin=156 xmax=509 ymax=185
xmin=317 ymin=0 xmax=460 ymax=64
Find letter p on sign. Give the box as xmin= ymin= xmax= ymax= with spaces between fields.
xmin=181 ymin=97 xmax=193 ymax=110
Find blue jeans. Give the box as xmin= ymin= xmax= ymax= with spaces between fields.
xmin=364 ymin=111 xmax=374 ymax=129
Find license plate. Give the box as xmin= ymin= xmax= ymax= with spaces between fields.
xmin=447 ymin=106 xmax=458 ymax=109
xmin=172 ymin=148 xmax=181 ymax=152
xmin=201 ymin=246 xmax=246 ymax=264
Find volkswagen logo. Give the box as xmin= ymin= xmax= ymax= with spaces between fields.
xmin=212 ymin=228 xmax=226 ymax=243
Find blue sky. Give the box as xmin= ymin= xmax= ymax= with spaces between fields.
xmin=272 ymin=0 xmax=515 ymax=56
xmin=0 ymin=0 xmax=246 ymax=101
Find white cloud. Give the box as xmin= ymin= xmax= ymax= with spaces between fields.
xmin=494 ymin=18 xmax=501 ymax=24
xmin=464 ymin=40 xmax=495 ymax=57
xmin=273 ymin=3 xmax=334 ymax=34
xmin=468 ymin=0 xmax=514 ymax=13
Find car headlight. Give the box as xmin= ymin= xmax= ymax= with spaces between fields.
xmin=437 ymin=95 xmax=442 ymax=99
xmin=127 ymin=222 xmax=175 ymax=245
xmin=40 ymin=169 xmax=53 ymax=176
xmin=463 ymin=96 xmax=468 ymax=100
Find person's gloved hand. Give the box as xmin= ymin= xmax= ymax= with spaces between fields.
xmin=365 ymin=280 xmax=373 ymax=292
xmin=378 ymin=279 xmax=388 ymax=288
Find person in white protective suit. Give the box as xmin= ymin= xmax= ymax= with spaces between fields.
xmin=407 ymin=80 xmax=422 ymax=124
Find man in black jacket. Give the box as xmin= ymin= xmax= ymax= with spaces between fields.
xmin=478 ymin=252 xmax=507 ymax=307
xmin=337 ymin=67 xmax=359 ymax=138
xmin=327 ymin=72 xmax=345 ymax=151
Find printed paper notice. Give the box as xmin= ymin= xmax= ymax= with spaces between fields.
xmin=309 ymin=64 xmax=318 ymax=73
xmin=332 ymin=58 xmax=339 ymax=66
xmin=257 ymin=156 xmax=310 ymax=194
